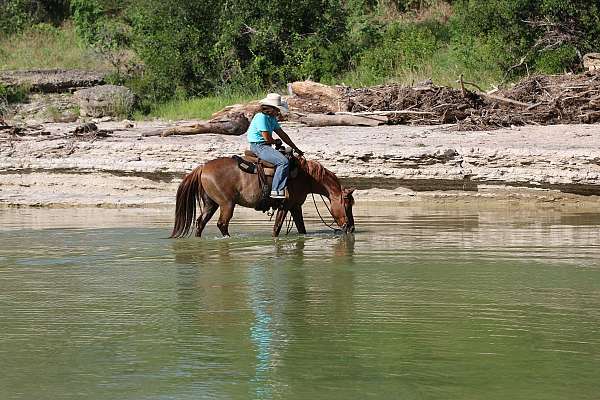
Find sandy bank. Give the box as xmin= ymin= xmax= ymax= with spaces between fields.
xmin=1 ymin=120 xmax=600 ymax=208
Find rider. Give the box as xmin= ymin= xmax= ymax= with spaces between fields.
xmin=247 ymin=93 xmax=304 ymax=199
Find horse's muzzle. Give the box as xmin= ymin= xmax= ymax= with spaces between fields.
xmin=342 ymin=224 xmax=355 ymax=234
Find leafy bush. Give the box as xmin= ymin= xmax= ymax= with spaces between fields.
xmin=346 ymin=19 xmax=446 ymax=86
xmin=0 ymin=83 xmax=29 ymax=104
xmin=535 ymin=45 xmax=579 ymax=74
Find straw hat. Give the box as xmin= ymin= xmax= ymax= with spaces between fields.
xmin=259 ymin=93 xmax=288 ymax=113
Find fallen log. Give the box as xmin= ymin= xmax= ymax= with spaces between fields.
xmin=298 ymin=113 xmax=388 ymax=127
xmin=161 ymin=112 xmax=249 ymax=137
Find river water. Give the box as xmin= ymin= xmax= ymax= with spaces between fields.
xmin=1 ymin=204 xmax=600 ymax=400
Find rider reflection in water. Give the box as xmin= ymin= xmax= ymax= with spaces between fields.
xmin=246 ymin=93 xmax=304 ymax=199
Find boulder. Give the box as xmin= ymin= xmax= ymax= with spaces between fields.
xmin=74 ymin=85 xmax=135 ymax=117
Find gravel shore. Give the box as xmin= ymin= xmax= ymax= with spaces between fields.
xmin=1 ymin=120 xmax=600 ymax=209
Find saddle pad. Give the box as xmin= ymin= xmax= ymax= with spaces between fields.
xmin=233 ymin=155 xmax=275 ymax=176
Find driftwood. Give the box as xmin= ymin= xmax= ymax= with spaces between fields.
xmin=161 ymin=112 xmax=249 ymax=137
xmin=297 ymin=113 xmax=388 ymax=127
xmin=168 ymin=71 xmax=600 ymax=135
xmin=288 ymin=80 xmax=349 ymax=113
xmin=583 ymin=53 xmax=600 ymax=71
xmin=284 ymin=71 xmax=600 ymax=130
xmin=210 ymin=102 xmax=260 ymax=120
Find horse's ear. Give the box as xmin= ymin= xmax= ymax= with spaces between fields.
xmin=344 ymin=187 xmax=356 ymax=195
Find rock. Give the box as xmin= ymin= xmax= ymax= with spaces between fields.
xmin=73 ymin=122 xmax=97 ymax=134
xmin=0 ymin=69 xmax=107 ymax=93
xmin=8 ymin=93 xmax=79 ymax=123
xmin=122 ymin=119 xmax=135 ymax=129
xmin=74 ymin=85 xmax=135 ymax=118
xmin=53 ymin=110 xmax=79 ymax=123
xmin=92 ymin=116 xmax=113 ymax=123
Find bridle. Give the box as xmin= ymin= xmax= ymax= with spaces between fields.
xmin=311 ymin=190 xmax=352 ymax=232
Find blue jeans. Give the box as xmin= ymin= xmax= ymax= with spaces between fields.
xmin=250 ymin=142 xmax=289 ymax=192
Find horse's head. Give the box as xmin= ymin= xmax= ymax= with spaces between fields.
xmin=330 ymin=187 xmax=355 ymax=233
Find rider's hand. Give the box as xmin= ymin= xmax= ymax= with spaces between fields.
xmin=273 ymin=138 xmax=283 ymax=148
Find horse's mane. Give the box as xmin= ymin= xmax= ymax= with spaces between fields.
xmin=297 ymin=157 xmax=341 ymax=191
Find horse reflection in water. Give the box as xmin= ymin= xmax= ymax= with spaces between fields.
xmin=169 ymin=156 xmax=355 ymax=238
xmin=170 ymin=234 xmax=356 ymax=398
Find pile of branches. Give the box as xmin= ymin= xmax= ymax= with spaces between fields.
xmin=346 ymin=84 xmax=485 ymax=126
xmin=340 ymin=71 xmax=600 ymax=130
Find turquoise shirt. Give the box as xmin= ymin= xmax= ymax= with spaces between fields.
xmin=246 ymin=113 xmax=281 ymax=143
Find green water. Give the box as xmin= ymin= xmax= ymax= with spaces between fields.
xmin=1 ymin=206 xmax=600 ymax=400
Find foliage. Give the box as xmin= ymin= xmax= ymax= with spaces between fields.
xmin=4 ymin=0 xmax=600 ymax=115
xmin=451 ymin=0 xmax=600 ymax=75
xmin=0 ymin=0 xmax=71 ymax=36
xmin=352 ymin=21 xmax=445 ymax=78
xmin=0 ymin=83 xmax=29 ymax=104
xmin=141 ymin=91 xmax=262 ymax=121
xmin=121 ymin=0 xmax=353 ymax=102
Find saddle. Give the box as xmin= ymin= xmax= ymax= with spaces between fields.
xmin=232 ymin=149 xmax=299 ymax=212
xmin=233 ymin=150 xmax=298 ymax=179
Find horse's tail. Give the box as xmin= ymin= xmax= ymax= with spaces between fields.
xmin=170 ymin=166 xmax=203 ymax=238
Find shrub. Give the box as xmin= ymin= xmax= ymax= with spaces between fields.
xmin=535 ymin=45 xmax=579 ymax=74
xmin=0 ymin=83 xmax=29 ymax=104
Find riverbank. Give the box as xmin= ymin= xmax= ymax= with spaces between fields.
xmin=1 ymin=120 xmax=600 ymax=209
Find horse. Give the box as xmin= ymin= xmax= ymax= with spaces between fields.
xmin=169 ymin=156 xmax=355 ymax=238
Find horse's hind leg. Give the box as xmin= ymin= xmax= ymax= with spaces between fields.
xmin=217 ymin=202 xmax=235 ymax=237
xmin=195 ymin=196 xmax=218 ymax=237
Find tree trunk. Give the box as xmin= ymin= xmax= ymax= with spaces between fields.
xmin=161 ymin=112 xmax=250 ymax=137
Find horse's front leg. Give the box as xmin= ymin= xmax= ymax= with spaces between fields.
xmin=272 ymin=208 xmax=288 ymax=237
xmin=290 ymin=205 xmax=306 ymax=234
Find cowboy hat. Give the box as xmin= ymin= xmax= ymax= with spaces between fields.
xmin=259 ymin=93 xmax=288 ymax=113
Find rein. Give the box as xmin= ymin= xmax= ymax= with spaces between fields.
xmin=311 ymin=193 xmax=339 ymax=231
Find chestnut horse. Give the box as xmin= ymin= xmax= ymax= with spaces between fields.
xmin=170 ymin=157 xmax=355 ymax=238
